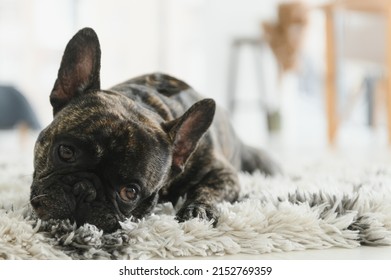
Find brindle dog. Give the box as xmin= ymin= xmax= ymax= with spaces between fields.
xmin=30 ymin=28 xmax=280 ymax=232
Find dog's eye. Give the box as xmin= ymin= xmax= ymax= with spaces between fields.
xmin=119 ymin=184 xmax=139 ymax=202
xmin=58 ymin=145 xmax=75 ymax=162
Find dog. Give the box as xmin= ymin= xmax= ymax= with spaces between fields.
xmin=30 ymin=28 xmax=280 ymax=232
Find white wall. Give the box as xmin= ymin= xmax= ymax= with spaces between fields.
xmin=1 ymin=0 xmax=357 ymax=153
xmin=1 ymin=0 xmax=289 ymax=126
xmin=0 ymin=0 xmax=165 ymax=126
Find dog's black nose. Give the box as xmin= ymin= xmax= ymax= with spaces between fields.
xmin=73 ymin=180 xmax=97 ymax=203
xmin=30 ymin=196 xmax=41 ymax=209
xmin=30 ymin=188 xmax=44 ymax=211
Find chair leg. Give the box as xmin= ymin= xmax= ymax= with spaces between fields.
xmin=386 ymin=7 xmax=391 ymax=144
xmin=227 ymin=41 xmax=240 ymax=112
xmin=325 ymin=6 xmax=338 ymax=145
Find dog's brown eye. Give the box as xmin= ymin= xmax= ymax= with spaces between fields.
xmin=119 ymin=185 xmax=138 ymax=202
xmin=58 ymin=145 xmax=75 ymax=162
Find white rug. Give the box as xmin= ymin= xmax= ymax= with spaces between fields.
xmin=1 ymin=158 xmax=391 ymax=260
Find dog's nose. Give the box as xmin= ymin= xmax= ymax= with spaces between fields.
xmin=73 ymin=180 xmax=97 ymax=203
xmin=30 ymin=195 xmax=45 ymax=217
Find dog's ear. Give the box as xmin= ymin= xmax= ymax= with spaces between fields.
xmin=163 ymin=99 xmax=216 ymax=173
xmin=50 ymin=27 xmax=101 ymax=115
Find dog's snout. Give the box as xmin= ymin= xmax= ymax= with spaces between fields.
xmin=30 ymin=195 xmax=42 ymax=210
xmin=30 ymin=188 xmax=45 ymax=212
xmin=73 ymin=180 xmax=97 ymax=203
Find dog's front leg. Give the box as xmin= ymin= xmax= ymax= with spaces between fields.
xmin=176 ymin=164 xmax=240 ymax=226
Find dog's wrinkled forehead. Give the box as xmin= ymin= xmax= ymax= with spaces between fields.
xmin=34 ymin=91 xmax=170 ymax=169
xmin=46 ymin=91 xmax=161 ymax=139
xmin=51 ymin=91 xmax=131 ymax=132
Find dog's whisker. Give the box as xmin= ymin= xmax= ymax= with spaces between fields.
xmin=30 ymin=194 xmax=47 ymax=203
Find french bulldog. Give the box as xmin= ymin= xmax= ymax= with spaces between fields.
xmin=30 ymin=28 xmax=280 ymax=232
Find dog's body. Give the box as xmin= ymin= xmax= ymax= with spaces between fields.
xmin=30 ymin=28 xmax=280 ymax=232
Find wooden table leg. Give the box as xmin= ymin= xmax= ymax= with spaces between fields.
xmin=385 ymin=6 xmax=391 ymax=145
xmin=325 ymin=6 xmax=338 ymax=145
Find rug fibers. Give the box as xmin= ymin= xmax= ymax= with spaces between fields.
xmin=1 ymin=158 xmax=391 ymax=259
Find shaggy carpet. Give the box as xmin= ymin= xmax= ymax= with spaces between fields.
xmin=1 ymin=158 xmax=391 ymax=260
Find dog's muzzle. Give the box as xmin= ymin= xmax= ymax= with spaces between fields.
xmin=30 ymin=172 xmax=120 ymax=232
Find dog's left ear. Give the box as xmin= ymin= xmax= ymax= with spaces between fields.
xmin=163 ymin=99 xmax=216 ymax=173
xmin=50 ymin=27 xmax=101 ymax=115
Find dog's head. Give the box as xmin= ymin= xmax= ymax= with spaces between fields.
xmin=30 ymin=28 xmax=215 ymax=232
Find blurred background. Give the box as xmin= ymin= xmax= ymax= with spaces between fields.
xmin=1 ymin=0 xmax=391 ymax=166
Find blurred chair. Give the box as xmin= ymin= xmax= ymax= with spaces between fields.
xmin=226 ymin=37 xmax=281 ymax=133
xmin=323 ymin=0 xmax=391 ymax=145
xmin=0 ymin=85 xmax=40 ymax=130
xmin=227 ymin=2 xmax=308 ymax=133
xmin=227 ymin=37 xmax=268 ymax=112
xmin=0 ymin=85 xmax=40 ymax=151
xmin=263 ymin=1 xmax=309 ymax=76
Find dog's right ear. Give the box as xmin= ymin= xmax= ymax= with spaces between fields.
xmin=50 ymin=27 xmax=101 ymax=116
xmin=163 ymin=99 xmax=216 ymax=174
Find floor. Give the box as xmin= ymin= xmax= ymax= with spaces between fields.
xmin=183 ymin=246 xmax=391 ymax=260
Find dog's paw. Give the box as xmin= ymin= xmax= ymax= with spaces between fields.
xmin=176 ymin=202 xmax=218 ymax=226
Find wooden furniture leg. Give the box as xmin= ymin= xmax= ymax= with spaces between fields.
xmin=385 ymin=6 xmax=391 ymax=144
xmin=324 ymin=6 xmax=338 ymax=145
